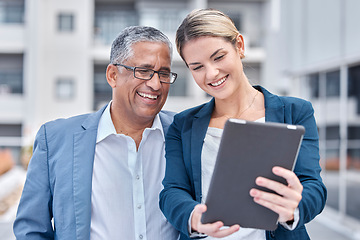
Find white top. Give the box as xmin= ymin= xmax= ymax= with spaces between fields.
xmin=194 ymin=117 xmax=298 ymax=239
xmin=90 ymin=102 xmax=179 ymax=240
xmin=201 ymin=118 xmax=266 ymax=240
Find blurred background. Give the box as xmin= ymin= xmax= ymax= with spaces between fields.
xmin=0 ymin=0 xmax=360 ymax=239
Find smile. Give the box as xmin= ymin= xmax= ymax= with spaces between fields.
xmin=209 ymin=75 xmax=228 ymax=87
xmin=137 ymin=91 xmax=158 ymax=100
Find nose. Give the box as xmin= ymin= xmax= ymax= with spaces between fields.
xmin=206 ymin=64 xmax=220 ymax=80
xmin=145 ymin=72 xmax=162 ymax=91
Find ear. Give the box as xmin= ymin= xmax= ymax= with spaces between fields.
xmin=106 ymin=64 xmax=118 ymax=88
xmin=235 ymin=34 xmax=245 ymax=58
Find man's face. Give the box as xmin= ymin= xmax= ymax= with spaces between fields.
xmin=109 ymin=41 xmax=171 ymax=123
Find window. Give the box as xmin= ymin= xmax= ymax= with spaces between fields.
xmin=227 ymin=12 xmax=242 ymax=33
xmin=326 ymin=70 xmax=340 ymax=97
xmin=307 ymin=70 xmax=341 ymax=98
xmin=348 ymin=126 xmax=360 ymax=170
xmin=94 ymin=65 xmax=111 ymax=110
xmin=326 ymin=125 xmax=340 ymax=140
xmin=348 ymin=65 xmax=360 ymax=114
xmin=0 ymin=124 xmax=21 ymax=137
xmin=0 ymin=0 xmax=24 ymax=23
xmin=308 ymin=73 xmax=320 ymax=99
xmin=56 ymin=78 xmax=75 ymax=100
xmin=169 ymin=65 xmax=187 ymax=97
xmin=158 ymin=11 xmax=185 ymax=33
xmin=0 ymin=54 xmax=23 ymax=95
xmin=0 ymin=124 xmax=22 ymax=164
xmin=346 ymin=183 xmax=360 ymax=221
xmin=58 ymin=13 xmax=74 ymax=32
xmin=94 ymin=3 xmax=138 ymax=45
xmin=348 ymin=126 xmax=360 ymax=140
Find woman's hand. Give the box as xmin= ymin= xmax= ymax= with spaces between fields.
xmin=191 ymin=204 xmax=240 ymax=238
xmin=249 ymin=166 xmax=303 ymax=223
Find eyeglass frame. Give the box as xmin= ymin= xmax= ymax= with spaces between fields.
xmin=113 ymin=63 xmax=177 ymax=84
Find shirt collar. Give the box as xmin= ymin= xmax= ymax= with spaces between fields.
xmin=96 ymin=101 xmax=164 ymax=143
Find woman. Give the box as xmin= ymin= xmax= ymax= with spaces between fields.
xmin=160 ymin=9 xmax=327 ymax=240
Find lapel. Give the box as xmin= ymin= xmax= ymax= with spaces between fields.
xmin=189 ymin=86 xmax=285 ymax=202
xmin=159 ymin=110 xmax=176 ymax=135
xmin=191 ymin=99 xmax=214 ymax=202
xmin=256 ymin=86 xmax=285 ymax=123
xmin=73 ymin=104 xmax=107 ymax=240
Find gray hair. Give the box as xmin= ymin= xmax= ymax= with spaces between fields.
xmin=110 ymin=26 xmax=173 ymax=64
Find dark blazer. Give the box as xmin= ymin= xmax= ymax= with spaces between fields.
xmin=160 ymin=86 xmax=327 ymax=240
xmin=13 ymin=104 xmax=175 ymax=240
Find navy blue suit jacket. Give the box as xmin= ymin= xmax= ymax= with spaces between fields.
xmin=160 ymin=86 xmax=327 ymax=240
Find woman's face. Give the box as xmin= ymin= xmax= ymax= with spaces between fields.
xmin=181 ymin=35 xmax=245 ymax=99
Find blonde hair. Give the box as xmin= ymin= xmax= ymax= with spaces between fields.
xmin=176 ymin=9 xmax=240 ymax=61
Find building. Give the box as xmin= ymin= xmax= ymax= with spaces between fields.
xmin=1 ymin=0 xmax=359 ymax=238
xmin=267 ymin=0 xmax=360 ymax=237
xmin=0 ymin=0 xmax=266 ymax=161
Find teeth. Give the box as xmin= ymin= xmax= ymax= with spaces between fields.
xmin=210 ymin=76 xmax=227 ymax=87
xmin=137 ymin=92 xmax=158 ymax=100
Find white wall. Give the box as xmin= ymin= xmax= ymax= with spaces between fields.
xmin=23 ymin=0 xmax=95 ymax=143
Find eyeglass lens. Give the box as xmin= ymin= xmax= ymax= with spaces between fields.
xmin=134 ymin=68 xmax=174 ymax=83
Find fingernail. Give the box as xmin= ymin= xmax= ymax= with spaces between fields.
xmin=256 ymin=177 xmax=263 ymax=184
xmin=273 ymin=166 xmax=281 ymax=173
xmin=250 ymin=189 xmax=257 ymax=196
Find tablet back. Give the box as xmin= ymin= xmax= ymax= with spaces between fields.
xmin=201 ymin=119 xmax=305 ymax=230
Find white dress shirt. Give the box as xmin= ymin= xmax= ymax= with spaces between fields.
xmin=191 ymin=117 xmax=298 ymax=239
xmin=90 ymin=102 xmax=179 ymax=240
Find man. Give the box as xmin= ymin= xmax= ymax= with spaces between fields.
xmin=13 ymin=26 xmax=179 ymax=240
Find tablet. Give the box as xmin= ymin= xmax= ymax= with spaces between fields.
xmin=201 ymin=119 xmax=305 ymax=230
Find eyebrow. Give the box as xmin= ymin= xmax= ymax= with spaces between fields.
xmin=139 ymin=64 xmax=170 ymax=72
xmin=210 ymin=48 xmax=224 ymax=59
xmin=188 ymin=48 xmax=224 ymax=66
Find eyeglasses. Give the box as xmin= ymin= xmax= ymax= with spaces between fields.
xmin=113 ymin=63 xmax=177 ymax=84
